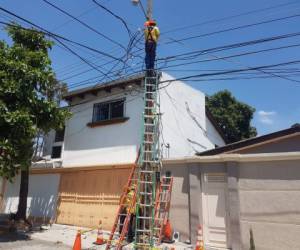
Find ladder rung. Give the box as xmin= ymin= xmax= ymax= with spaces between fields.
xmin=143 ymin=151 xmax=154 ymax=154
xmin=144 ymin=132 xmax=154 ymax=135
xmin=140 ymin=192 xmax=152 ymax=195
xmin=137 ymin=216 xmax=153 ymax=219
xmin=140 ymin=181 xmax=153 ymax=184
xmin=144 ymin=123 xmax=155 ymax=126
xmin=136 ymin=229 xmax=152 ymax=232
xmin=143 ymin=140 xmax=153 ymax=144
xmin=140 ymin=170 xmax=154 ymax=173
xmin=139 ymin=204 xmax=152 ymax=207
xmin=144 ymin=115 xmax=156 ymax=118
xmin=143 ymin=160 xmax=156 ymax=163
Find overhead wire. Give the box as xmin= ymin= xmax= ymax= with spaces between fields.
xmin=0 ymin=7 xmax=124 ymax=62
xmin=41 ymin=0 xmax=126 ymax=50
xmin=162 ymin=0 xmax=300 ymax=35
xmin=91 ymin=0 xmax=132 ymax=37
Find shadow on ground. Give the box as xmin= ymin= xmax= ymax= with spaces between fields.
xmin=0 ymin=232 xmax=31 ymax=242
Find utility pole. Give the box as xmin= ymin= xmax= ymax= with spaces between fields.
xmin=147 ymin=0 xmax=153 ymax=20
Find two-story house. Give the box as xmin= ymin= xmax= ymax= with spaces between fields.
xmin=1 ymin=72 xmax=226 ymax=229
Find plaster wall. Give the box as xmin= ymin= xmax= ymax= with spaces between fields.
xmin=205 ymin=117 xmax=226 ymax=148
xmin=159 ymin=73 xmax=219 ymax=158
xmin=3 ymin=174 xmax=60 ymax=222
xmin=236 ymin=134 xmax=300 ymax=154
xmin=238 ymin=160 xmax=300 ymax=250
xmin=162 ymin=163 xmax=190 ymax=242
xmin=62 ymin=87 xmax=143 ymax=167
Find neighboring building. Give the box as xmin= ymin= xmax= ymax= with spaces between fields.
xmin=163 ymin=125 xmax=300 ymax=250
xmin=1 ymin=72 xmax=225 ymax=229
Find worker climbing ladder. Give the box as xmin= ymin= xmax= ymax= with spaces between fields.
xmin=135 ymin=73 xmax=161 ymax=249
xmin=105 ymin=152 xmax=140 ymax=250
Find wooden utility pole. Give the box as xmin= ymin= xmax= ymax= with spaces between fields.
xmin=147 ymin=0 xmax=153 ymax=20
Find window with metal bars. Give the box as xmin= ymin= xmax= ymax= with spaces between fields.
xmin=92 ymin=99 xmax=125 ymax=122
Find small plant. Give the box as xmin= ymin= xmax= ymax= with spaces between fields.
xmin=250 ymin=228 xmax=255 ymax=250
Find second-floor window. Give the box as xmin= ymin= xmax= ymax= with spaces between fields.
xmin=93 ymin=99 xmax=125 ymax=122
xmin=54 ymin=127 xmax=65 ymax=142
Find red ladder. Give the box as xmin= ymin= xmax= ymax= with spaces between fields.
xmin=153 ymin=176 xmax=174 ymax=244
xmin=105 ymin=151 xmax=139 ymax=250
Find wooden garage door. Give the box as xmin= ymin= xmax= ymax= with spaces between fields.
xmin=56 ymin=167 xmax=131 ymax=230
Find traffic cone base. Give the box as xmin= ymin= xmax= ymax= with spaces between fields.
xmin=195 ymin=225 xmax=204 ymax=250
xmin=162 ymin=219 xmax=175 ymax=243
xmin=93 ymin=220 xmax=106 ymax=245
xmin=73 ymin=231 xmax=81 ymax=250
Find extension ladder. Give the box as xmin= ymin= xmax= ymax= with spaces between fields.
xmin=105 ymin=151 xmax=140 ymax=250
xmin=135 ymin=74 xmax=161 ymax=249
xmin=154 ymin=176 xmax=174 ymax=244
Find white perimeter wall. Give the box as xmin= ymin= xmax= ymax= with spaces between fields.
xmin=63 ymin=87 xmax=143 ymax=167
xmin=159 ymin=73 xmax=223 ymax=158
xmin=3 ymin=174 xmax=60 ymax=221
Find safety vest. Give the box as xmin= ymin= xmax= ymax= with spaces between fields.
xmin=144 ymin=26 xmax=160 ymax=43
xmin=124 ymin=190 xmax=136 ymax=214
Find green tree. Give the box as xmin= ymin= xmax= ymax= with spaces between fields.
xmin=0 ymin=24 xmax=70 ymax=221
xmin=206 ymin=90 xmax=257 ymax=143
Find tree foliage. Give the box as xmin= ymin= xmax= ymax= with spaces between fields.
xmin=0 ymin=24 xmax=71 ymax=219
xmin=206 ymin=90 xmax=257 ymax=143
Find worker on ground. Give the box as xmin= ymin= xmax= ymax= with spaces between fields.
xmin=119 ymin=184 xmax=136 ymax=243
xmin=144 ymin=19 xmax=160 ymax=76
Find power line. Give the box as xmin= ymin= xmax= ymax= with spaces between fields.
xmin=164 ymin=13 xmax=300 ymax=45
xmin=67 ymin=39 xmax=300 ymax=88
xmin=0 ymin=7 xmax=124 ymax=62
xmin=0 ymin=20 xmax=116 ymax=80
xmin=157 ymin=43 xmax=300 ymax=70
xmin=41 ymin=0 xmax=126 ymax=50
xmin=162 ymin=0 xmax=300 ymax=35
xmin=159 ymin=60 xmax=300 ymax=84
xmin=91 ymin=0 xmax=131 ymax=37
xmin=157 ymin=31 xmax=300 ymax=62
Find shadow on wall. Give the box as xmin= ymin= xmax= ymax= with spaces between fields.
xmin=27 ymin=194 xmax=58 ymax=224
xmin=3 ymin=174 xmax=60 ymax=224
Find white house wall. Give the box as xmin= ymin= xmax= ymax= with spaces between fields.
xmin=42 ymin=73 xmax=225 ymax=166
xmin=63 ymin=87 xmax=143 ymax=167
xmin=206 ymin=117 xmax=226 ymax=148
xmin=159 ymin=73 xmax=219 ymax=158
xmin=3 ymin=174 xmax=60 ymax=221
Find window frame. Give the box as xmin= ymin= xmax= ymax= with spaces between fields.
xmin=51 ymin=145 xmax=62 ymax=159
xmin=54 ymin=127 xmax=65 ymax=143
xmin=92 ymin=98 xmax=126 ymax=123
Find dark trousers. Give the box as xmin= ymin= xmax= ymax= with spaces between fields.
xmin=119 ymin=207 xmax=135 ymax=243
xmin=145 ymin=40 xmax=157 ymax=71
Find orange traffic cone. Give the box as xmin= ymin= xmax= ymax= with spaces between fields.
xmin=73 ymin=230 xmax=81 ymax=250
xmin=195 ymin=225 xmax=204 ymax=250
xmin=162 ymin=219 xmax=175 ymax=244
xmin=94 ymin=220 xmax=106 ymax=245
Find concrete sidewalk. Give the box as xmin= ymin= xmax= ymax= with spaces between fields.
xmin=31 ymin=224 xmax=194 ymax=249
xmin=0 ymin=224 xmax=198 ymax=249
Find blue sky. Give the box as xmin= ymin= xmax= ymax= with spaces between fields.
xmin=0 ymin=0 xmax=299 ymax=135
